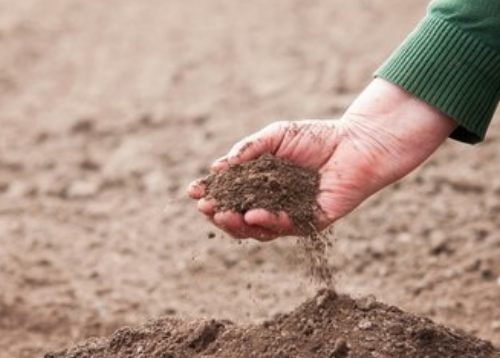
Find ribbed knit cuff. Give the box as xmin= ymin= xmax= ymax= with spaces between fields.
xmin=375 ymin=16 xmax=500 ymax=144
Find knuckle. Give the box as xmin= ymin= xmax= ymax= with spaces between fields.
xmin=269 ymin=120 xmax=289 ymax=131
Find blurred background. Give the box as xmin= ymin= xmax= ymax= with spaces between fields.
xmin=1 ymin=0 xmax=499 ymax=356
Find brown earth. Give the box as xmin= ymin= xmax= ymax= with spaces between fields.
xmin=1 ymin=0 xmax=500 ymax=357
xmin=202 ymin=153 xmax=320 ymax=234
xmin=202 ymin=153 xmax=335 ymax=286
xmin=47 ymin=290 xmax=500 ymax=358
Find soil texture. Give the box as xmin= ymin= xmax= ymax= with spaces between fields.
xmin=46 ymin=289 xmax=500 ymax=358
xmin=1 ymin=0 xmax=500 ymax=357
xmin=203 ymin=153 xmax=335 ymax=286
xmin=202 ymin=153 xmax=320 ymax=234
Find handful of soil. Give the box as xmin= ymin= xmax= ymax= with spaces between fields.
xmin=202 ymin=153 xmax=320 ymax=234
xmin=202 ymin=153 xmax=334 ymax=286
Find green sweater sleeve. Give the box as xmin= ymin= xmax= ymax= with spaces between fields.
xmin=375 ymin=0 xmax=500 ymax=144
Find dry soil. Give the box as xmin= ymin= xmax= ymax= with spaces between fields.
xmin=1 ymin=0 xmax=500 ymax=357
xmin=47 ymin=290 xmax=500 ymax=358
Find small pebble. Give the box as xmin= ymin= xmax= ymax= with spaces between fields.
xmin=358 ymin=319 xmax=373 ymax=330
xmin=356 ymin=295 xmax=377 ymax=311
xmin=492 ymin=320 xmax=500 ymax=331
xmin=6 ymin=181 xmax=36 ymax=198
xmin=66 ymin=180 xmax=99 ymax=198
xmin=329 ymin=338 xmax=350 ymax=358
xmin=316 ymin=293 xmax=330 ymax=308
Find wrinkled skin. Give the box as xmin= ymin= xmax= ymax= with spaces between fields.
xmin=188 ymin=79 xmax=457 ymax=241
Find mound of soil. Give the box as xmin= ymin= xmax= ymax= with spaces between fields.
xmin=45 ymin=289 xmax=500 ymax=358
xmin=202 ymin=153 xmax=320 ymax=234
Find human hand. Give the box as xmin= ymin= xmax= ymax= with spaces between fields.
xmin=188 ymin=79 xmax=457 ymax=241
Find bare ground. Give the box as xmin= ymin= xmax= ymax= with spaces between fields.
xmin=0 ymin=0 xmax=499 ymax=357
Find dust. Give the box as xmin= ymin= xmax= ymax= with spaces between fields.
xmin=298 ymin=230 xmax=335 ymax=287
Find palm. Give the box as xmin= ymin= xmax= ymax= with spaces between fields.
xmin=244 ymin=121 xmax=361 ymax=226
xmin=258 ymin=120 xmax=392 ymax=229
xmin=262 ymin=121 xmax=340 ymax=170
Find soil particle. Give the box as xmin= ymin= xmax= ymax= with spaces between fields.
xmin=329 ymin=338 xmax=350 ymax=358
xmin=186 ymin=320 xmax=224 ymax=352
xmin=46 ymin=289 xmax=500 ymax=358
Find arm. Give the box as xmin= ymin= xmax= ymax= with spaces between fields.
xmin=376 ymin=0 xmax=500 ymax=143
xmin=189 ymin=78 xmax=457 ymax=240
xmin=188 ymin=0 xmax=500 ymax=240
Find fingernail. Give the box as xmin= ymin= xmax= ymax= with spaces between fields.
xmin=213 ymin=156 xmax=228 ymax=164
xmin=211 ymin=159 xmax=229 ymax=171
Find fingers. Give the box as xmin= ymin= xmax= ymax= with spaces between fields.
xmin=197 ymin=198 xmax=217 ymax=216
xmin=213 ymin=211 xmax=280 ymax=241
xmin=211 ymin=138 xmax=261 ymax=171
xmin=197 ymin=203 xmax=324 ymax=240
xmin=211 ymin=157 xmax=230 ymax=172
xmin=211 ymin=122 xmax=288 ymax=171
xmin=244 ymin=209 xmax=295 ymax=235
xmin=188 ymin=179 xmax=205 ymax=199
xmin=245 ymin=208 xmax=331 ymax=235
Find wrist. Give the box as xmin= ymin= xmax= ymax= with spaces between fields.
xmin=342 ymin=78 xmax=457 ymax=157
xmin=337 ymin=79 xmax=458 ymax=186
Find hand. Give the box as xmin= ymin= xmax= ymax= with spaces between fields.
xmin=188 ymin=79 xmax=457 ymax=241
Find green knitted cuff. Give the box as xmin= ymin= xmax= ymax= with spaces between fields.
xmin=375 ymin=16 xmax=500 ymax=144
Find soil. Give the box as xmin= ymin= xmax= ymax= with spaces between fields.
xmin=1 ymin=0 xmax=500 ymax=357
xmin=203 ymin=153 xmax=335 ymax=286
xmin=46 ymin=289 xmax=500 ymax=358
xmin=203 ymin=153 xmax=336 ymax=286
xmin=202 ymin=153 xmax=320 ymax=234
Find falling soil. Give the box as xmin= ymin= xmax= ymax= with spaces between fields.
xmin=202 ymin=153 xmax=334 ymax=286
xmin=45 ymin=289 xmax=500 ymax=358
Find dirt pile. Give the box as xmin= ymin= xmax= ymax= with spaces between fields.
xmin=46 ymin=289 xmax=500 ymax=358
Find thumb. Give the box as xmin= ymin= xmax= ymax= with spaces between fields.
xmin=211 ymin=121 xmax=287 ymax=171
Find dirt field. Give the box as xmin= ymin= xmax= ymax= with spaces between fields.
xmin=1 ymin=0 xmax=500 ymax=357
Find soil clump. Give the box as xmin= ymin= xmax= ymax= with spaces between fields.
xmin=202 ymin=153 xmax=320 ymax=234
xmin=46 ymin=289 xmax=500 ymax=358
